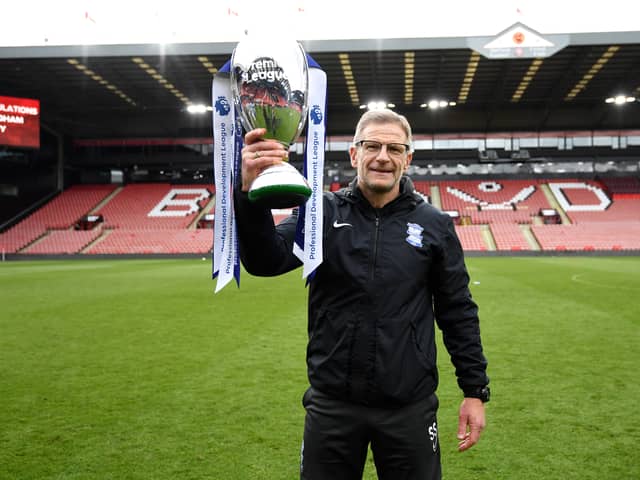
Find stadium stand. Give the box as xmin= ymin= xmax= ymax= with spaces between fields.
xmin=531 ymin=223 xmax=640 ymax=251
xmin=437 ymin=179 xmax=552 ymax=225
xmin=547 ymin=179 xmax=640 ymax=224
xmin=454 ymin=225 xmax=487 ymax=251
xmin=85 ymin=229 xmax=212 ymax=255
xmin=489 ymin=223 xmax=533 ymax=251
xmin=95 ymin=183 xmax=212 ymax=230
xmin=0 ymin=184 xmax=116 ymax=253
xmin=22 ymin=229 xmax=104 ymax=254
xmin=3 ymin=176 xmax=639 ymax=255
xmin=412 ymin=180 xmax=432 ymax=196
xmin=0 ymin=226 xmax=48 ymax=254
xmin=600 ymin=176 xmax=640 ymax=196
xmin=76 ymin=183 xmax=214 ymax=254
xmin=0 ymin=184 xmax=215 ymax=254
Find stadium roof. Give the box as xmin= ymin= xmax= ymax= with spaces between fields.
xmin=1 ymin=33 xmax=639 ymax=141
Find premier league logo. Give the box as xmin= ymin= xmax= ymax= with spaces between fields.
xmin=310 ymin=105 xmax=323 ymax=125
xmin=215 ymin=96 xmax=231 ymax=116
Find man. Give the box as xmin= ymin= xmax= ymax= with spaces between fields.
xmin=234 ymin=109 xmax=489 ymax=480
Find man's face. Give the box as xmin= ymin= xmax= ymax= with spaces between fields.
xmin=349 ymin=122 xmax=412 ymax=205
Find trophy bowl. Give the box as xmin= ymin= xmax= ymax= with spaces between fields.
xmin=231 ymin=36 xmax=312 ymax=209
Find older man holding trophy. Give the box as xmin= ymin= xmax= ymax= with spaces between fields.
xmin=214 ymin=34 xmax=489 ymax=480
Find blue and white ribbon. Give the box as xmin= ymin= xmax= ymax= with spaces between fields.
xmin=294 ymin=58 xmax=327 ymax=279
xmin=212 ymin=61 xmax=241 ymax=292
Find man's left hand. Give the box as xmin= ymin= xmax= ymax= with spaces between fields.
xmin=457 ymin=398 xmax=486 ymax=452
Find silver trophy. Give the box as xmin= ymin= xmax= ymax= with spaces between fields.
xmin=231 ymin=36 xmax=311 ymax=208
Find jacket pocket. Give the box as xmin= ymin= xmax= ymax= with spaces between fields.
xmin=410 ymin=319 xmax=436 ymax=373
xmin=307 ymin=309 xmax=357 ymax=392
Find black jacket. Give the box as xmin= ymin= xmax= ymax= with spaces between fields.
xmin=235 ymin=176 xmax=488 ymax=407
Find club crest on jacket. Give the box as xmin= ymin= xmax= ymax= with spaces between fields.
xmin=406 ymin=222 xmax=424 ymax=248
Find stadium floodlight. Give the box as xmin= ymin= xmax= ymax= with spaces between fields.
xmin=605 ymin=95 xmax=636 ymax=105
xmin=187 ymin=104 xmax=208 ymax=114
xmin=362 ymin=100 xmax=393 ymax=111
xmin=421 ymin=99 xmax=456 ymax=109
xmin=359 ymin=101 xmax=396 ymax=110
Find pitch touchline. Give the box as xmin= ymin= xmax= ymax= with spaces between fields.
xmin=570 ymin=273 xmax=636 ymax=291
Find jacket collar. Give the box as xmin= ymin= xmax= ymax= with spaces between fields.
xmin=337 ymin=176 xmax=423 ymax=212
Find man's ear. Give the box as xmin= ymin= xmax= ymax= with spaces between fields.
xmin=349 ymin=146 xmax=358 ymax=168
xmin=404 ymin=152 xmax=413 ymax=170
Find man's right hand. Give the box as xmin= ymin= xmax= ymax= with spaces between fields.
xmin=241 ymin=128 xmax=289 ymax=192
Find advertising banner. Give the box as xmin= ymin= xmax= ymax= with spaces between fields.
xmin=0 ymin=95 xmax=40 ymax=148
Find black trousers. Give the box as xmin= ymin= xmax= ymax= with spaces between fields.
xmin=300 ymin=388 xmax=441 ymax=480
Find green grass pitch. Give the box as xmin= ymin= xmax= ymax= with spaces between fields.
xmin=1 ymin=256 xmax=639 ymax=479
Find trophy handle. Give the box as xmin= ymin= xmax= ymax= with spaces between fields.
xmin=248 ymin=162 xmax=311 ymax=208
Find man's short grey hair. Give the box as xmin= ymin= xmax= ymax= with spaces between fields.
xmin=353 ymin=109 xmax=413 ymax=149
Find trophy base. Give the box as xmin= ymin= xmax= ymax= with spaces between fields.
xmin=248 ymin=163 xmax=312 ymax=209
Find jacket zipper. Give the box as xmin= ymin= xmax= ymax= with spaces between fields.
xmin=370 ymin=213 xmax=380 ymax=280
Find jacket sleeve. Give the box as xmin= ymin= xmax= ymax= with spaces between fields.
xmin=234 ymin=189 xmax=302 ymax=276
xmin=431 ymin=215 xmax=489 ymax=393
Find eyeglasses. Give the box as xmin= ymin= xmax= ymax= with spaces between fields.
xmin=355 ymin=140 xmax=411 ymax=158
